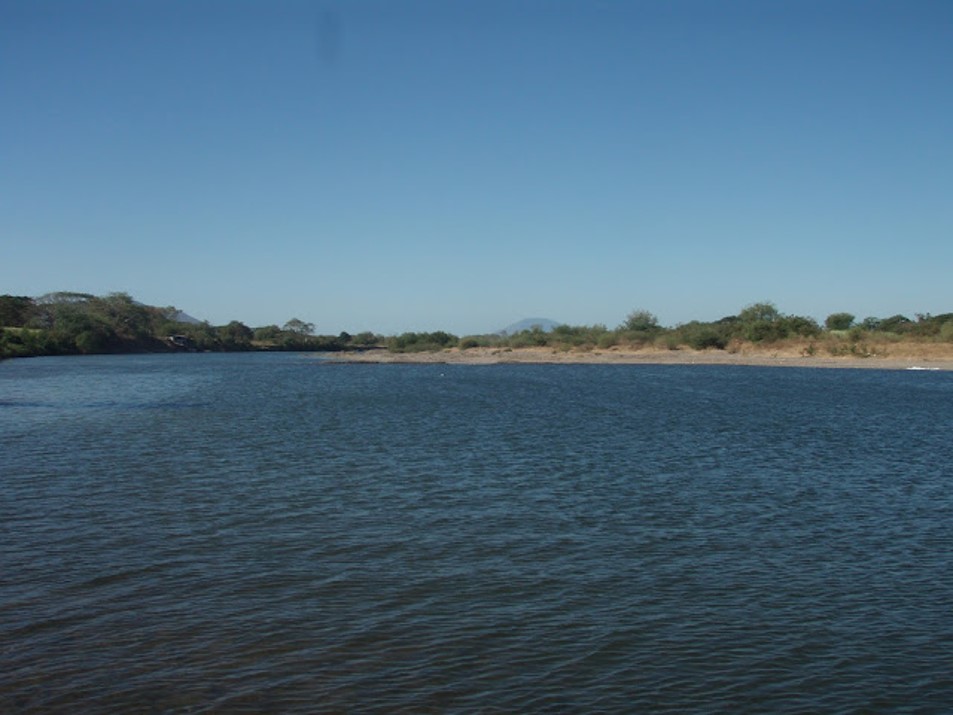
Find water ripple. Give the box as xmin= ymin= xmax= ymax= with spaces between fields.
xmin=2 ymin=356 xmax=953 ymax=712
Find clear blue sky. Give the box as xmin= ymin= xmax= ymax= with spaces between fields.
xmin=3 ymin=0 xmax=951 ymax=335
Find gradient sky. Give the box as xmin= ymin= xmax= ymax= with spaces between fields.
xmin=3 ymin=0 xmax=951 ymax=335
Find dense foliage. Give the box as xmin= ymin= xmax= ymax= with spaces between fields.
xmin=0 ymin=293 xmax=374 ymax=359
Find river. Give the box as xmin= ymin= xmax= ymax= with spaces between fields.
xmin=2 ymin=353 xmax=952 ymax=712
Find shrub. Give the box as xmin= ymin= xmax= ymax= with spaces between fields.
xmin=825 ymin=312 xmax=855 ymax=331
xmin=847 ymin=326 xmax=866 ymax=342
xmin=659 ymin=334 xmax=681 ymax=350
xmin=349 ymin=332 xmax=380 ymax=347
xmin=878 ymin=315 xmax=914 ymax=334
xmin=673 ymin=321 xmax=728 ymax=350
xmin=622 ymin=310 xmax=660 ymax=332
xmin=596 ymin=333 xmax=618 ymax=349
xmin=687 ymin=328 xmax=727 ymax=350
xmin=782 ymin=316 xmax=821 ymax=338
xmin=388 ymin=331 xmax=459 ymax=352
xmin=506 ymin=327 xmax=549 ymax=348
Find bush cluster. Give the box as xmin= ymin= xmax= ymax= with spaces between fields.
xmin=387 ymin=331 xmax=458 ymax=352
xmin=447 ymin=304 xmax=953 ymax=355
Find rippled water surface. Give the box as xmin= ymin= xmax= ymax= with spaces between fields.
xmin=2 ymin=353 xmax=952 ymax=713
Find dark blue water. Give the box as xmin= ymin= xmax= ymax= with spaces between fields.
xmin=2 ymin=353 xmax=952 ymax=713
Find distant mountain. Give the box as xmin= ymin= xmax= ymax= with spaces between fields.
xmin=171 ymin=310 xmax=202 ymax=325
xmin=498 ymin=318 xmax=561 ymax=335
xmin=130 ymin=299 xmax=203 ymax=325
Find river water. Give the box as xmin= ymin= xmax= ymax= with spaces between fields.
xmin=2 ymin=353 xmax=952 ymax=713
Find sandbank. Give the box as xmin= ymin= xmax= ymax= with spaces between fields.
xmin=329 ymin=345 xmax=953 ymax=371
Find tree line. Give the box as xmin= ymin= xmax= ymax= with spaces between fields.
xmin=0 ymin=292 xmax=378 ymax=359
xmin=393 ymin=303 xmax=953 ymax=354
xmin=2 ymin=293 xmax=951 ymax=360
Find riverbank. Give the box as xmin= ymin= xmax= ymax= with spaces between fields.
xmin=330 ymin=344 xmax=953 ymax=370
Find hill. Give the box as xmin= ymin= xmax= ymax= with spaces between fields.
xmin=499 ymin=318 xmax=560 ymax=335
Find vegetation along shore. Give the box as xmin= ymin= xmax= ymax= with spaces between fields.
xmin=2 ymin=292 xmax=952 ymax=369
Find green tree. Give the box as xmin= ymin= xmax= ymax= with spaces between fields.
xmin=180 ymin=322 xmax=221 ymax=350
xmin=913 ymin=313 xmax=953 ymax=337
xmin=825 ymin=312 xmax=855 ymax=331
xmin=878 ymin=315 xmax=913 ymax=334
xmin=47 ymin=303 xmax=115 ymax=353
xmin=0 ymin=295 xmax=35 ymax=327
xmin=623 ymin=309 xmax=659 ymax=332
xmin=74 ymin=328 xmax=110 ymax=354
xmin=283 ymin=318 xmax=315 ymax=335
xmin=675 ymin=321 xmax=728 ymax=350
xmin=737 ymin=302 xmax=778 ymax=341
xmin=218 ymin=321 xmax=253 ymax=349
xmin=98 ymin=292 xmax=156 ymax=343
xmin=253 ymin=325 xmax=282 ymax=341
xmin=738 ymin=302 xmax=781 ymax=324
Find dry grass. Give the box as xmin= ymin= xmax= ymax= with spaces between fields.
xmin=332 ymin=337 xmax=953 ymax=370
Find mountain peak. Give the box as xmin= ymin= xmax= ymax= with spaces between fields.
xmin=498 ymin=318 xmax=560 ymax=335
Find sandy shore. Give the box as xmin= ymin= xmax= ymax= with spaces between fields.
xmin=329 ymin=345 xmax=953 ymax=370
